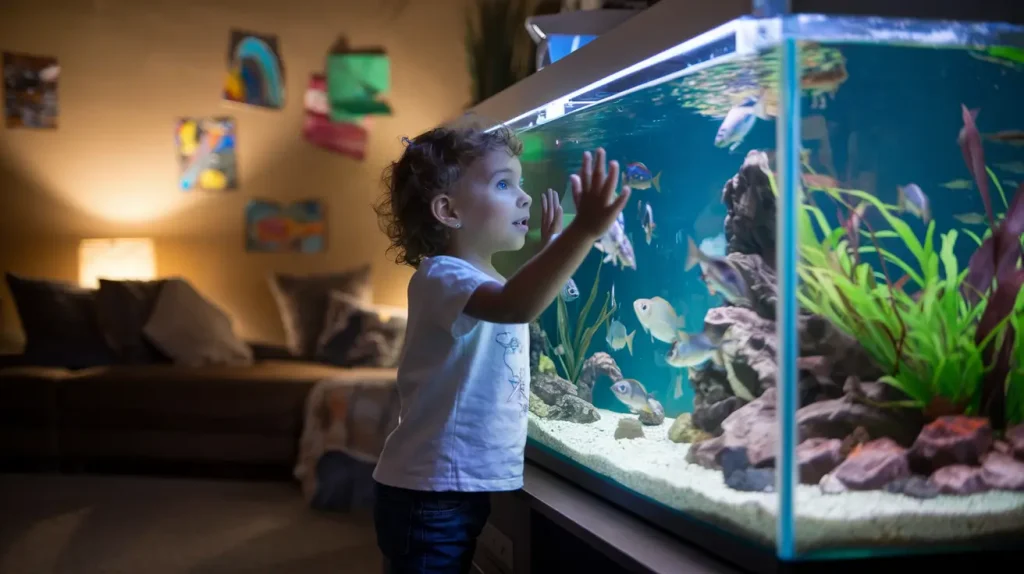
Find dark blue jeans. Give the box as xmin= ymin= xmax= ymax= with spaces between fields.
xmin=374 ymin=481 xmax=491 ymax=574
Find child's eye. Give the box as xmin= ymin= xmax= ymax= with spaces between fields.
xmin=496 ymin=180 xmax=508 ymax=190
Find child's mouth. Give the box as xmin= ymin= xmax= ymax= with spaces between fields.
xmin=513 ymin=218 xmax=529 ymax=231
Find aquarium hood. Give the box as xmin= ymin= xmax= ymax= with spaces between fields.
xmin=453 ymin=0 xmax=1024 ymax=133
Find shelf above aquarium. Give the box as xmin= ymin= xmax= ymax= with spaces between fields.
xmin=455 ymin=0 xmax=1024 ymax=135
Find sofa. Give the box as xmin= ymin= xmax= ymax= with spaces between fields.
xmin=0 ymin=266 xmax=405 ymax=478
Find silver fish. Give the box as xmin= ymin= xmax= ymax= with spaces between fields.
xmin=897 ymin=183 xmax=931 ymax=223
xmin=954 ymin=212 xmax=987 ymax=225
xmin=610 ymin=378 xmax=656 ymax=414
xmin=714 ymin=96 xmax=768 ymax=152
xmin=605 ymin=318 xmax=636 ymax=355
xmin=560 ymin=278 xmax=579 ymax=302
xmin=685 ymin=236 xmax=750 ymax=306
xmin=666 ymin=333 xmax=723 ymax=398
xmin=642 ymin=202 xmax=656 ymax=245
xmin=593 ymin=210 xmax=637 ymax=270
xmin=633 ymin=296 xmax=684 ymax=344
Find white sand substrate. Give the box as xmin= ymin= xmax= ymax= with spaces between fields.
xmin=529 ymin=408 xmax=1024 ymax=553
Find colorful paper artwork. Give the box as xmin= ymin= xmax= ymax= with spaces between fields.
xmin=303 ymin=73 xmax=368 ymax=160
xmin=3 ymin=52 xmax=59 ymax=129
xmin=223 ymin=29 xmax=285 ymax=109
xmin=245 ymin=199 xmax=326 ymax=253
xmin=176 ymin=117 xmax=238 ymax=191
xmin=326 ymin=38 xmax=391 ymax=122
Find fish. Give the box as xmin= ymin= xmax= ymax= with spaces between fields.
xmin=610 ymin=378 xmax=657 ymax=414
xmin=633 ymin=296 xmax=685 ymax=344
xmin=983 ymin=130 xmax=1024 ymax=146
xmin=714 ymin=95 xmax=768 ymax=152
xmin=685 ymin=236 xmax=751 ymax=306
xmin=605 ymin=318 xmax=636 ymax=355
xmin=622 ymin=162 xmax=662 ymax=192
xmin=995 ymin=161 xmax=1024 ymax=175
xmin=593 ymin=210 xmax=637 ymax=269
xmin=560 ymin=278 xmax=579 ymax=302
xmin=940 ymin=178 xmax=974 ymax=190
xmin=954 ymin=212 xmax=987 ymax=225
xmin=641 ymin=202 xmax=656 ymax=245
xmin=801 ymin=173 xmax=840 ymax=190
xmin=665 ymin=333 xmax=724 ymax=399
xmin=1005 ymin=180 xmax=1019 ymax=188
xmin=698 ymin=233 xmax=727 ymax=258
xmin=896 ymin=183 xmax=931 ymax=223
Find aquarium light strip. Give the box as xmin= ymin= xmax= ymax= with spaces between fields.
xmin=492 ymin=17 xmax=749 ymax=131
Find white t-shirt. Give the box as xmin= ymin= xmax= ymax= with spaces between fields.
xmin=372 ymin=255 xmax=531 ymax=492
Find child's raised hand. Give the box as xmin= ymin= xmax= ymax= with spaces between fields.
xmin=569 ymin=148 xmax=631 ymax=239
xmin=540 ymin=188 xmax=563 ymax=247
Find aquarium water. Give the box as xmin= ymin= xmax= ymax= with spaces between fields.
xmin=505 ymin=27 xmax=1024 ymax=557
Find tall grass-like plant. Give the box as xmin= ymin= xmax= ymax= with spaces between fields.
xmin=548 ymin=261 xmax=617 ymax=385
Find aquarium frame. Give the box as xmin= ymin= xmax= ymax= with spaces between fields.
xmin=468 ymin=3 xmax=1024 ymax=570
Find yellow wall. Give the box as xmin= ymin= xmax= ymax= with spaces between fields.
xmin=0 ymin=0 xmax=471 ymax=349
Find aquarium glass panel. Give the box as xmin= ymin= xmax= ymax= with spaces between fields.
xmin=509 ymin=30 xmax=786 ymax=556
xmin=786 ymin=17 xmax=1024 ymax=558
xmin=504 ymin=12 xmax=1024 ymax=564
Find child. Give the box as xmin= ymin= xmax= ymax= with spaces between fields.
xmin=371 ymin=125 xmax=630 ymax=574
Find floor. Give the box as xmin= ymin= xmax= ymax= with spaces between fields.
xmin=0 ymin=473 xmax=383 ymax=574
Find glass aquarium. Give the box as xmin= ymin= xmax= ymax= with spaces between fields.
xmin=487 ymin=9 xmax=1024 ymax=567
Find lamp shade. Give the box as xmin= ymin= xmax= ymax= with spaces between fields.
xmin=78 ymin=238 xmax=156 ymax=288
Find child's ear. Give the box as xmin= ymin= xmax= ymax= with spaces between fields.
xmin=430 ymin=194 xmax=460 ymax=229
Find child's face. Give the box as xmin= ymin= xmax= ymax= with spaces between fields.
xmin=451 ymin=149 xmax=531 ymax=256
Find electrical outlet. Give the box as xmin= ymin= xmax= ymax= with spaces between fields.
xmin=476 ymin=522 xmax=514 ymax=574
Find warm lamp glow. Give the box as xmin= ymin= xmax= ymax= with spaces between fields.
xmin=79 ymin=238 xmax=156 ymax=288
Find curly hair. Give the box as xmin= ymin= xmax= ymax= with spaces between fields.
xmin=374 ymin=125 xmax=523 ymax=268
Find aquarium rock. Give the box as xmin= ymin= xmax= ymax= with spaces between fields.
xmin=614 ymin=418 xmax=644 ymax=440
xmin=799 ymin=315 xmax=884 ymax=386
xmin=531 ymin=372 xmax=578 ymax=405
xmin=796 ymin=438 xmax=844 ymax=485
xmin=528 ymin=372 xmax=600 ymax=424
xmin=929 ymin=464 xmax=989 ymax=496
xmin=667 ymin=413 xmax=712 ymax=444
xmin=832 ymin=438 xmax=910 ymax=490
xmin=639 ymin=398 xmax=665 ymax=426
xmin=577 ymin=352 xmax=622 ymax=404
xmin=884 ymin=475 xmax=940 ymax=499
xmin=722 ymin=150 xmax=776 ymax=268
xmin=704 ymin=307 xmax=776 ymax=400
xmin=980 ymin=452 xmax=1024 ymax=491
xmin=689 ymin=364 xmax=745 ymax=434
xmin=839 ymin=425 xmax=871 ymax=458
xmin=546 ymin=394 xmax=600 ymax=424
xmin=907 ymin=416 xmax=993 ymax=474
xmin=718 ymin=446 xmax=775 ymax=493
xmin=724 ymin=252 xmax=778 ymax=320
xmin=818 ymin=473 xmax=847 ymax=495
xmin=719 ymin=388 xmax=779 ymax=468
xmin=796 ymin=395 xmax=922 ymax=447
xmin=685 ymin=435 xmax=725 ymax=470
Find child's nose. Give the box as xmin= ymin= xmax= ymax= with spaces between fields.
xmin=517 ymin=190 xmax=532 ymax=208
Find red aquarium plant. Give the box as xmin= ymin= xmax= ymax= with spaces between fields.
xmin=959 ymin=103 xmax=1024 ymax=431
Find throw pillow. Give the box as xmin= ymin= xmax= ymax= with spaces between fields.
xmin=4 ymin=272 xmax=115 ymax=368
xmin=267 ymin=265 xmax=372 ymax=359
xmin=315 ymin=290 xmax=406 ymax=368
xmin=95 ymin=278 xmax=168 ymax=364
xmin=143 ymin=278 xmax=253 ymax=367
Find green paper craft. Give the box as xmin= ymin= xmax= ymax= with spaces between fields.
xmin=326 ymin=47 xmax=392 ymax=122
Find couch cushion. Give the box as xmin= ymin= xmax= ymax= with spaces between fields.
xmin=143 ymin=278 xmax=254 ymax=367
xmin=95 ymin=278 xmax=168 ymax=364
xmin=5 ymin=273 xmax=115 ymax=369
xmin=268 ymin=265 xmax=372 ymax=359
xmin=0 ymin=366 xmax=72 ymax=458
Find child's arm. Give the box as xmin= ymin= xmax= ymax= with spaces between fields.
xmin=465 ymin=148 xmax=630 ymax=324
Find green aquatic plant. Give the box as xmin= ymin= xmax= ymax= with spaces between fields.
xmin=771 ymin=150 xmax=1024 ymax=426
xmin=548 ymin=261 xmax=616 ymax=385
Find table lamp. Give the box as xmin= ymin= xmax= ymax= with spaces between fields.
xmin=78 ymin=238 xmax=156 ymax=288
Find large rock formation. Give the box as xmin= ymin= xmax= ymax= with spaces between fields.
xmin=723 ymin=151 xmax=777 ymax=270
xmin=528 ymin=372 xmax=599 ymax=424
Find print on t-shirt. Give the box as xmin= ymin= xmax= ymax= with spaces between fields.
xmin=496 ymin=331 xmax=528 ymax=415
